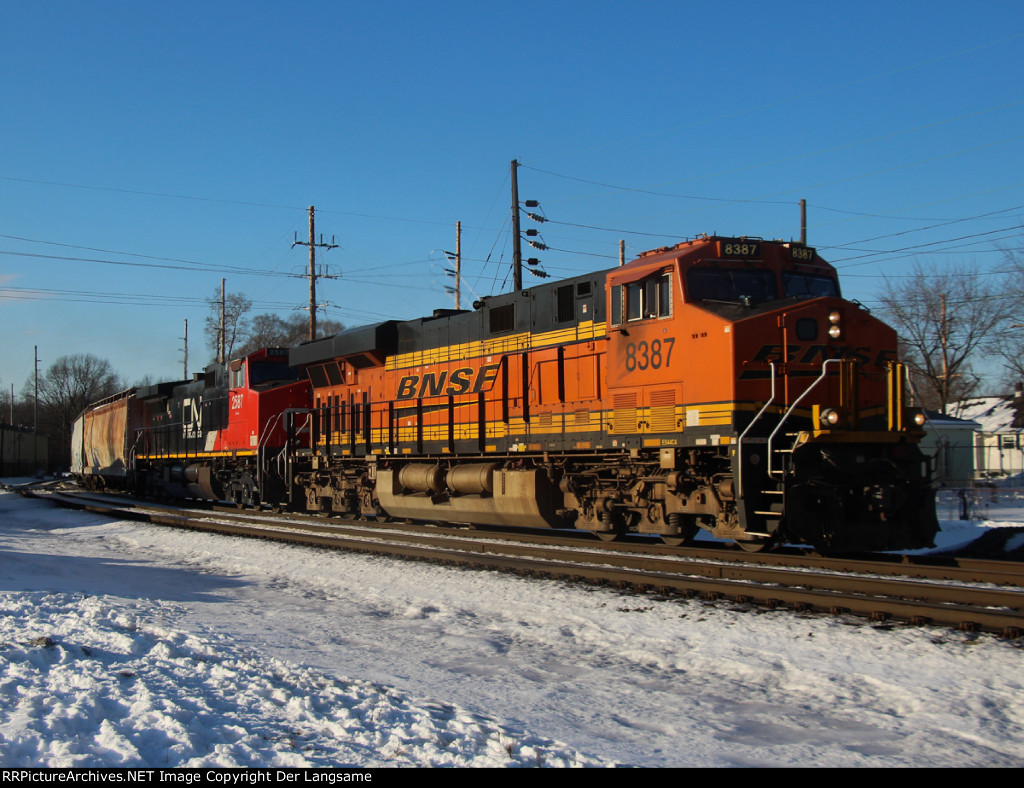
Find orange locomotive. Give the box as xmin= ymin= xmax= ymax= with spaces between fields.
xmin=287 ymin=236 xmax=938 ymax=553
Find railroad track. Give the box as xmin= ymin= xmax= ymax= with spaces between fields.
xmin=18 ymin=486 xmax=1024 ymax=638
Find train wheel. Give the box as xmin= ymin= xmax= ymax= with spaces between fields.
xmin=661 ymin=514 xmax=700 ymax=547
xmin=591 ymin=510 xmax=631 ymax=542
xmin=734 ymin=538 xmax=770 ymax=553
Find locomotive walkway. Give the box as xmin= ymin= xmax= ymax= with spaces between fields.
xmin=21 ymin=485 xmax=1024 ymax=639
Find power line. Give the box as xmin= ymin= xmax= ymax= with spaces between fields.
xmin=0 ymin=248 xmax=295 ymax=278
xmin=831 ymin=226 xmax=1024 ymax=267
xmin=520 ymin=164 xmax=795 ymax=205
xmin=0 ymin=285 xmax=295 ymax=309
xmin=0 ymin=176 xmax=457 ymax=229
xmin=824 ymin=206 xmax=1024 ymax=251
xmin=0 ymin=233 xmax=289 ymax=274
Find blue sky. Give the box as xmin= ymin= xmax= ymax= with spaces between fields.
xmin=2 ymin=0 xmax=1023 ymax=391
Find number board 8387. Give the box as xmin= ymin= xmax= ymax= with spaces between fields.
xmin=717 ymin=239 xmax=762 ymax=258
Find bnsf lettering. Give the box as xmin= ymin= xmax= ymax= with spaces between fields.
xmin=752 ymin=344 xmax=798 ymax=364
xmin=395 ymin=364 xmax=501 ymax=400
xmin=752 ymin=343 xmax=893 ymax=367
xmin=420 ymin=371 xmax=447 ymax=398
xmin=796 ymin=344 xmax=873 ymax=366
xmin=397 ymin=376 xmax=419 ymax=399
xmin=448 ymin=367 xmax=472 ymax=393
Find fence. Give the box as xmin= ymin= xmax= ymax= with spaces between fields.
xmin=0 ymin=424 xmax=49 ymax=477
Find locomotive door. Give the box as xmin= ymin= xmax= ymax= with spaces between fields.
xmin=502 ymin=352 xmax=529 ymax=441
xmin=227 ymin=360 xmax=253 ymax=450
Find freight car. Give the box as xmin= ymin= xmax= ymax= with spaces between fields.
xmin=283 ymin=236 xmax=938 ymax=553
xmin=71 ymin=388 xmax=146 ymax=490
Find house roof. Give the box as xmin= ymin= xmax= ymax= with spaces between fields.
xmin=950 ymin=397 xmax=1019 ymax=433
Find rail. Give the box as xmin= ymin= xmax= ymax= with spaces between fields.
xmin=25 ymin=487 xmax=1024 ymax=638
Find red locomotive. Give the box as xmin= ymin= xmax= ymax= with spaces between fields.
xmin=74 ymin=347 xmax=311 ymax=507
xmin=73 ymin=236 xmax=938 ymax=553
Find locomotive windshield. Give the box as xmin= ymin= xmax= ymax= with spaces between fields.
xmin=782 ymin=272 xmax=840 ymax=298
xmin=249 ymin=362 xmax=302 ymax=387
xmin=686 ymin=268 xmax=840 ymax=305
xmin=686 ymin=268 xmax=777 ymax=304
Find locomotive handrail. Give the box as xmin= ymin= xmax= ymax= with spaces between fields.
xmin=257 ymin=412 xmax=285 ymax=488
xmin=735 ymin=362 xmax=776 ymax=499
xmin=767 ymin=358 xmax=842 ymax=480
xmin=259 ymin=407 xmax=313 ymax=479
xmin=127 ymin=430 xmax=145 ymax=482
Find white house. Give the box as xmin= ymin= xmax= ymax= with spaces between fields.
xmin=951 ymin=397 xmax=1024 ymax=481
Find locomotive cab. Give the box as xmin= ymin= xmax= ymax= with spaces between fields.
xmin=600 ymin=237 xmax=936 ymax=551
xmin=134 ymin=348 xmax=310 ymax=507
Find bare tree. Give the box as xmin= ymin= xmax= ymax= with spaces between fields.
xmin=234 ymin=313 xmax=344 ymax=357
xmin=877 ymin=261 xmax=1007 ymax=414
xmin=992 ymin=250 xmax=1024 ymax=391
xmin=25 ymin=354 xmax=123 ymax=467
xmin=204 ymin=289 xmax=252 ymax=362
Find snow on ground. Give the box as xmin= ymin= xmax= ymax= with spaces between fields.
xmin=1 ymin=483 xmax=1023 ymax=768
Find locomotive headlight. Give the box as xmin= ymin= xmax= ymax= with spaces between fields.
xmin=820 ymin=408 xmax=842 ymax=427
xmin=827 ymin=311 xmax=842 ymax=339
xmin=914 ymin=411 xmax=926 ymax=426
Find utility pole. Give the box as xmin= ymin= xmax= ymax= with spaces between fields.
xmin=182 ymin=319 xmax=189 ymax=380
xmin=619 ymin=240 xmax=625 ymax=267
xmin=443 ymin=222 xmax=463 ymax=310
xmin=33 ymin=345 xmax=38 ymax=471
xmin=800 ymin=199 xmax=807 ymax=245
xmin=940 ymin=292 xmax=949 ymax=414
xmin=292 ymin=205 xmax=338 ymax=342
xmin=455 ymin=221 xmax=461 ymax=309
xmin=511 ymin=159 xmax=523 ymax=292
xmin=219 ymin=279 xmax=226 ymax=364
xmin=33 ymin=346 xmax=38 ymax=432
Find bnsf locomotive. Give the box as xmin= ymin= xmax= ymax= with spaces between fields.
xmin=73 ymin=236 xmax=939 ymax=553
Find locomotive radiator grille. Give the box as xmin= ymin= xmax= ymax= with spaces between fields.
xmin=611 ymin=393 xmax=638 ymax=434
xmin=649 ymin=389 xmax=677 ymax=433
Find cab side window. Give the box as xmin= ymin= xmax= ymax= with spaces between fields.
xmin=610 ymin=271 xmax=672 ymax=326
